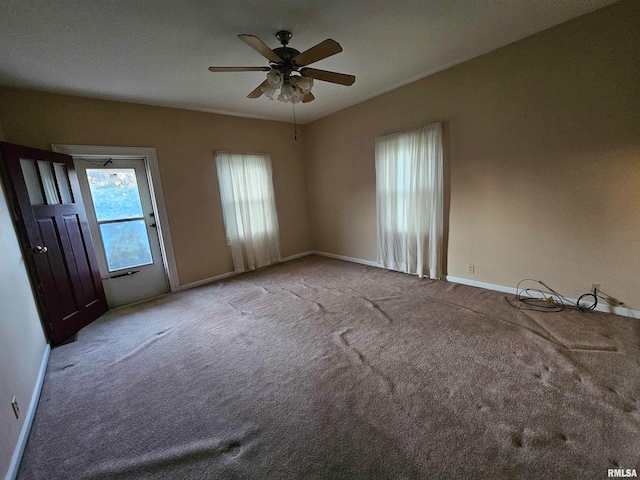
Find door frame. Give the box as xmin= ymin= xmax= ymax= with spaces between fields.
xmin=52 ymin=145 xmax=179 ymax=293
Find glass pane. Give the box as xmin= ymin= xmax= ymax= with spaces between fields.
xmin=87 ymin=169 xmax=144 ymax=221
xmin=38 ymin=161 xmax=61 ymax=204
xmin=53 ymin=163 xmax=73 ymax=204
xmin=100 ymin=220 xmax=153 ymax=272
xmin=20 ymin=159 xmax=45 ymax=205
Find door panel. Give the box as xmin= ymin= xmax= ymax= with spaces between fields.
xmin=62 ymin=213 xmax=100 ymax=307
xmin=35 ymin=216 xmax=78 ymax=320
xmin=0 ymin=142 xmax=108 ymax=345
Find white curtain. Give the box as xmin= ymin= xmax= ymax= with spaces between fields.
xmin=215 ymin=152 xmax=281 ymax=272
xmin=375 ymin=123 xmax=443 ymax=279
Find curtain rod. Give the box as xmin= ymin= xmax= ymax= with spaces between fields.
xmin=376 ymin=121 xmax=443 ymax=141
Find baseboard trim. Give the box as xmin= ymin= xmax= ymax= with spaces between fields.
xmin=282 ymin=251 xmax=314 ymax=262
xmin=445 ymin=276 xmax=517 ymax=295
xmin=446 ymin=276 xmax=640 ymax=320
xmin=179 ymin=270 xmax=238 ymax=291
xmin=6 ymin=344 xmax=50 ymax=480
xmin=179 ymin=251 xmax=315 ymax=291
xmin=597 ymin=304 xmax=640 ymax=319
xmin=311 ymin=251 xmax=382 ymax=268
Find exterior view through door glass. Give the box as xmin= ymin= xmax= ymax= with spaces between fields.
xmin=87 ymin=168 xmax=153 ymax=271
xmin=76 ymin=158 xmax=169 ymax=307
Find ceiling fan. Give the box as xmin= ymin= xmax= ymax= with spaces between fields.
xmin=208 ymin=30 xmax=355 ymax=104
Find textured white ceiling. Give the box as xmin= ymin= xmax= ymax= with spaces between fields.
xmin=0 ymin=0 xmax=618 ymax=124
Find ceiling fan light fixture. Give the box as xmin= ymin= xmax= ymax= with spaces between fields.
xmin=296 ymin=76 xmax=313 ymax=94
xmin=266 ymin=68 xmax=283 ymax=88
xmin=292 ymin=87 xmax=305 ymax=104
xmin=277 ymin=82 xmax=294 ymax=102
xmin=262 ymin=83 xmax=277 ymax=100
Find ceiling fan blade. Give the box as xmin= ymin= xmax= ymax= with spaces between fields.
xmin=294 ymin=39 xmax=342 ymax=66
xmin=238 ymin=34 xmax=282 ymax=63
xmin=209 ymin=67 xmax=270 ymax=72
xmin=300 ymin=68 xmax=355 ymax=86
xmin=290 ymin=77 xmax=301 ymax=89
xmin=247 ymin=79 xmax=268 ymax=99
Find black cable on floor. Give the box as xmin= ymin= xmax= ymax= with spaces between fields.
xmin=505 ymin=278 xmax=600 ymax=313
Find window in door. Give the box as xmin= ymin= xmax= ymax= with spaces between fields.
xmin=85 ymin=168 xmax=153 ymax=272
xmin=20 ymin=159 xmax=74 ymax=205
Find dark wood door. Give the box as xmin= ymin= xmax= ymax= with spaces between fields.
xmin=0 ymin=142 xmax=108 ymax=345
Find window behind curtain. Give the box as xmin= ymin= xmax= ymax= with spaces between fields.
xmin=375 ymin=123 xmax=443 ymax=279
xmin=215 ymin=152 xmax=281 ymax=273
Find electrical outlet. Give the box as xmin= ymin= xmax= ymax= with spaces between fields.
xmin=467 ymin=264 xmax=475 ymax=274
xmin=11 ymin=397 xmax=19 ymax=419
xmin=591 ymin=284 xmax=600 ymax=294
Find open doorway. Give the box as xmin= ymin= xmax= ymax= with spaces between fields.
xmin=53 ymin=145 xmax=179 ymax=307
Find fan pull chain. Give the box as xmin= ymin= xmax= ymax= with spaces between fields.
xmin=292 ymin=101 xmax=298 ymax=141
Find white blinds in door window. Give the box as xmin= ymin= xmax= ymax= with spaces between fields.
xmin=375 ymin=122 xmax=443 ymax=279
xmin=215 ymin=152 xmax=281 ymax=273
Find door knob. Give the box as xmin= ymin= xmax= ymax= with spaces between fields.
xmin=32 ymin=245 xmax=48 ymax=254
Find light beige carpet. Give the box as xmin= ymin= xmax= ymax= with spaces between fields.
xmin=17 ymin=255 xmax=640 ymax=479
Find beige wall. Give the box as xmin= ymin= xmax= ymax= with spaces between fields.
xmin=305 ymin=0 xmax=640 ymax=308
xmin=0 ymin=91 xmax=311 ymax=285
xmin=0 ymin=3 xmax=638 ymax=475
xmin=0 ymin=98 xmax=312 ymax=475
xmin=0 ymin=124 xmax=48 ymax=477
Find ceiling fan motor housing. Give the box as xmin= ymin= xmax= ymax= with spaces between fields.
xmin=275 ymin=30 xmax=292 ymax=46
xmin=272 ymin=48 xmax=300 ymax=77
xmin=272 ymin=32 xmax=301 ymax=79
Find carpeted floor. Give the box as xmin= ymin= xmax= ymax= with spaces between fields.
xmin=17 ymin=255 xmax=640 ymax=479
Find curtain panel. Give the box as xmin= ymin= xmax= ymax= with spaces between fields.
xmin=375 ymin=122 xmax=443 ymax=278
xmin=215 ymin=152 xmax=281 ymax=273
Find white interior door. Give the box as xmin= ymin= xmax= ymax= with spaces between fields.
xmin=75 ymin=157 xmax=170 ymax=307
